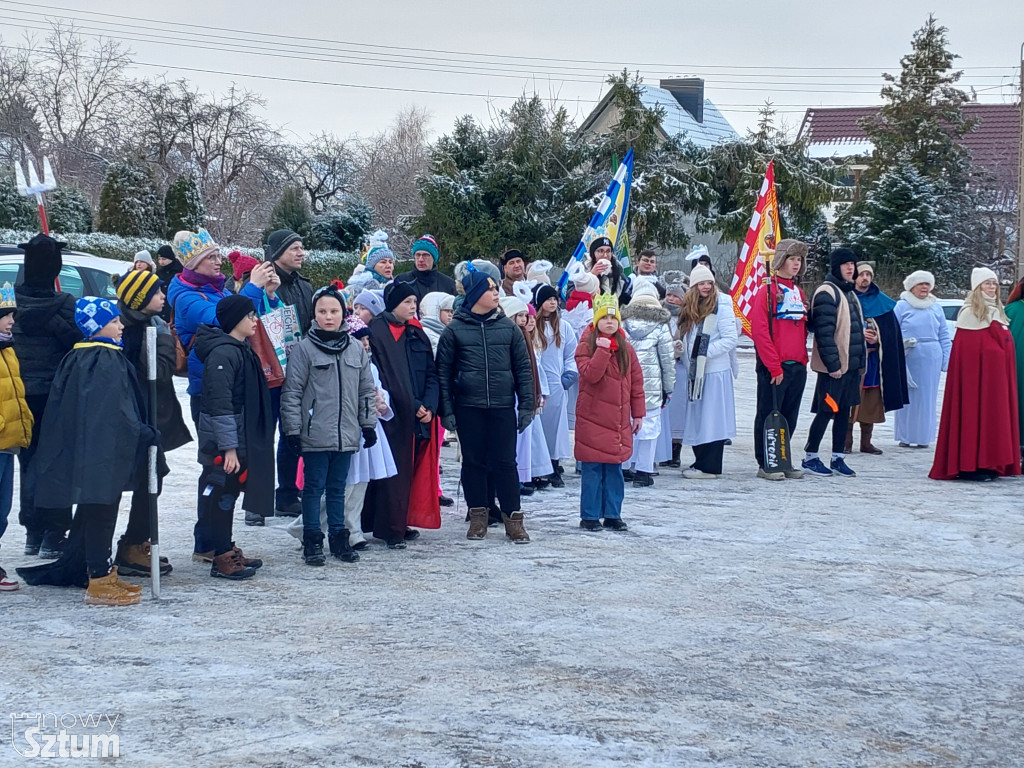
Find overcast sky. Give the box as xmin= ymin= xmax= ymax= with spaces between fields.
xmin=2 ymin=0 xmax=1021 ymax=142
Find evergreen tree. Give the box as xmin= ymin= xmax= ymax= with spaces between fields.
xmin=96 ymin=158 xmax=164 ymax=237
xmin=838 ymin=159 xmax=953 ymax=287
xmin=164 ymin=173 xmax=205 ymax=237
xmin=264 ymin=186 xmax=313 ymax=243
xmin=310 ymin=196 xmax=373 ymax=252
xmin=47 ymin=186 xmax=93 ymax=233
xmin=0 ymin=171 xmax=38 ymax=230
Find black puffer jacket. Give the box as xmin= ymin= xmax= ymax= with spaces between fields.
xmin=811 ymin=273 xmax=866 ymax=373
xmin=273 ymin=265 xmax=314 ymax=335
xmin=394 ymin=267 xmax=456 ymax=303
xmin=436 ymin=306 xmax=535 ymax=415
xmin=194 ymin=324 xmax=249 ymax=461
xmin=13 ymin=285 xmax=83 ymax=397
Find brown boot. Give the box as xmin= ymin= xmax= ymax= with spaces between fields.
xmin=230 ymin=543 xmax=263 ymax=569
xmin=467 ymin=507 xmax=488 ymax=540
xmin=110 ymin=566 xmax=143 ymax=594
xmin=210 ymin=551 xmax=256 ymax=580
xmin=860 ymin=423 xmax=883 ymax=455
xmin=84 ymin=570 xmax=142 ymax=606
xmin=115 ymin=539 xmax=172 ymax=577
xmin=502 ymin=511 xmax=530 ymax=544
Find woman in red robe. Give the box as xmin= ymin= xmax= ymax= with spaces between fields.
xmin=930 ymin=268 xmax=1021 ymax=481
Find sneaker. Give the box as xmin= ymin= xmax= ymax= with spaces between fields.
xmin=783 ymin=469 xmax=804 ymax=479
xmin=898 ymin=441 xmax=912 ymax=448
xmin=621 ymin=469 xmax=635 ymax=482
xmin=756 ymin=467 xmax=785 ymax=481
xmin=801 ymin=457 xmax=833 ymax=477
xmin=681 ymin=467 xmax=719 ymax=479
xmin=439 ymin=495 xmax=454 ymax=507
xmin=830 ymin=457 xmax=857 ymax=477
xmin=24 ymin=532 xmax=42 ymax=556
xmin=0 ymin=566 xmax=19 ymax=591
xmin=602 ymin=518 xmax=628 ymax=531
xmin=579 ymin=519 xmax=602 ymax=532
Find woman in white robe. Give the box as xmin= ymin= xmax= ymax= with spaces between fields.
xmin=532 ymin=286 xmax=577 ymax=480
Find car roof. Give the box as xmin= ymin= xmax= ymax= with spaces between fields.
xmin=0 ymin=245 xmax=128 ymax=275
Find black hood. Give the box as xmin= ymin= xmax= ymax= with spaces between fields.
xmin=825 ymin=272 xmax=856 ymax=294
xmin=194 ymin=323 xmax=246 ymax=363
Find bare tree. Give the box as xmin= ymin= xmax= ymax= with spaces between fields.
xmin=0 ymin=44 xmax=40 ymax=166
xmin=292 ymin=131 xmax=358 ymax=214
xmin=357 ymin=106 xmax=431 ymax=255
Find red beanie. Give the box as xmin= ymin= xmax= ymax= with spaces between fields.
xmin=228 ymin=250 xmax=260 ymax=281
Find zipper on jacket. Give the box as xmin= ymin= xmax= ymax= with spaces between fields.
xmin=307 ymin=398 xmax=316 ymax=436
xmin=482 ymin=323 xmax=491 ymax=408
xmin=336 ymin=357 xmax=344 ymax=447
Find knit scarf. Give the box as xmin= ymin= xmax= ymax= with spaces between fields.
xmin=598 ymin=333 xmax=619 ymax=351
xmin=180 ymin=268 xmax=226 ymax=292
xmin=308 ymin=327 xmax=350 ymax=355
xmin=687 ymin=303 xmax=719 ymax=401
xmin=899 ymin=291 xmax=936 ymax=310
xmin=0 ymin=331 xmax=12 ymax=348
xmin=956 ymin=294 xmax=1009 ymax=331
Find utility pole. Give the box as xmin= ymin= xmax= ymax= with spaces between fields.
xmin=1018 ymin=44 xmax=1024 ymax=278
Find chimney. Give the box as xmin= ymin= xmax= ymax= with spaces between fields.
xmin=660 ymin=78 xmax=705 ymax=124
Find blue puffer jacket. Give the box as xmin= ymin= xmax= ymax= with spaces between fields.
xmin=166 ymin=275 xmax=279 ymax=395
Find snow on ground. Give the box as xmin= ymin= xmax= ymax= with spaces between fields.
xmin=3 ymin=348 xmax=1023 ymax=767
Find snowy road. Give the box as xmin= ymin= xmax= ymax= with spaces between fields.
xmin=4 ymin=349 xmax=1022 ymax=767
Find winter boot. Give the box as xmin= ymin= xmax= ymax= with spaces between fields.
xmin=38 ymin=533 xmax=67 ymax=559
xmin=24 ymin=531 xmax=42 ymax=556
xmin=844 ymin=422 xmax=854 ymax=454
xmin=549 ymin=461 xmax=565 ymax=488
xmin=84 ymin=570 xmax=141 ymax=606
xmin=110 ymin=566 xmax=143 ymax=594
xmin=633 ymin=470 xmax=654 ymax=488
xmin=244 ymin=510 xmax=265 ymax=527
xmin=467 ymin=507 xmax=488 ymax=540
xmin=302 ymin=531 xmax=326 ymax=566
xmin=660 ymin=442 xmax=683 ymax=469
xmin=230 ymin=543 xmax=263 ymax=569
xmin=502 ymin=511 xmax=530 ymax=544
xmin=860 ymin=423 xmax=883 ymax=455
xmin=328 ymin=530 xmax=360 ymax=563
xmin=115 ymin=539 xmax=172 ymax=577
xmin=210 ymin=550 xmax=256 ymax=580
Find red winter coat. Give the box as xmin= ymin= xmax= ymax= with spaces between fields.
xmin=929 ymin=322 xmax=1021 ymax=479
xmin=573 ymin=328 xmax=646 ymax=464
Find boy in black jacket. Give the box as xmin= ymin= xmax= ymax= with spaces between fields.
xmin=193 ymin=295 xmax=274 ymax=580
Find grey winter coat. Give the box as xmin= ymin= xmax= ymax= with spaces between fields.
xmin=621 ymin=301 xmax=676 ymax=413
xmin=280 ymin=333 xmax=377 ymax=453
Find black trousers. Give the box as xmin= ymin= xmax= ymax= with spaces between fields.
xmin=80 ymin=501 xmax=121 ymax=578
xmin=805 ymin=371 xmax=859 ymax=455
xmin=753 ymin=361 xmax=807 ymax=469
xmin=455 ymin=405 xmax=520 ymax=515
xmin=122 ymin=470 xmax=164 ymax=545
xmin=271 ymin=386 xmax=301 ymax=508
xmin=19 ymin=393 xmax=72 ymax=541
xmin=692 ymin=440 xmax=726 ymax=475
xmin=198 ymin=465 xmax=243 ymax=556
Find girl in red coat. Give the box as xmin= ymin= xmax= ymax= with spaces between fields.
xmin=574 ymin=293 xmax=646 ymax=531
xmin=929 ymin=267 xmax=1021 ymax=481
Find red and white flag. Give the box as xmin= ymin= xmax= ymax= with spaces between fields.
xmin=730 ymin=162 xmax=780 ymax=336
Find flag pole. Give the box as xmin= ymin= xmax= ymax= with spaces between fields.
xmin=146 ymin=325 xmax=161 ymax=598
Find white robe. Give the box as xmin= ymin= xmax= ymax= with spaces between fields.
xmin=666 ymin=316 xmax=687 ymax=440
xmin=536 ymin=318 xmax=577 ymax=461
xmin=516 ymin=357 xmax=553 ymax=481
xmin=892 ymin=298 xmax=951 ymax=446
xmin=347 ymin=363 xmax=398 ymax=484
xmin=679 ymin=294 xmax=738 ymax=446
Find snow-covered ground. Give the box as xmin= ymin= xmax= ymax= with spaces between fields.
xmin=4 ymin=349 xmax=1023 ymax=767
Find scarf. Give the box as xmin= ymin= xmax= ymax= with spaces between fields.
xmin=0 ymin=330 xmax=12 ymax=348
xmin=688 ymin=302 xmax=719 ymax=401
xmin=956 ymin=293 xmax=1009 ymax=331
xmin=899 ymin=291 xmax=937 ymax=310
xmin=307 ymin=327 xmax=350 ymax=355
xmin=856 ymin=282 xmax=897 ymax=318
xmin=181 ymin=268 xmax=227 ymax=292
xmin=599 ymin=333 xmax=619 ymax=351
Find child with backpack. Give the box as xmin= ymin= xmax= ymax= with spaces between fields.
xmin=573 ymin=294 xmax=646 ymax=531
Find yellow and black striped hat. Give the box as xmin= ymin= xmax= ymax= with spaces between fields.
xmin=116 ymin=269 xmax=162 ymax=311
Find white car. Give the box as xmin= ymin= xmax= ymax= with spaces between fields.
xmin=0 ymin=246 xmax=128 ymax=298
xmin=936 ymin=298 xmax=963 ymax=340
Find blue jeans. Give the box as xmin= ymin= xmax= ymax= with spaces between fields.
xmin=579 ymin=461 xmax=624 ymax=521
xmin=301 ymin=451 xmax=353 ymax=534
xmin=0 ymin=452 xmax=13 ymax=541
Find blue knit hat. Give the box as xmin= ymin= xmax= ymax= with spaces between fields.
xmin=366 ymin=246 xmax=395 ymax=273
xmin=411 ymin=235 xmax=439 ymax=265
xmin=462 ymin=268 xmax=497 ymax=310
xmin=75 ymin=297 xmax=121 ymax=339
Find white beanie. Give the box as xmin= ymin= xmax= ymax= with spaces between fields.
xmin=134 ymin=250 xmax=155 ymax=267
xmin=573 ymin=271 xmax=599 ymax=296
xmin=499 ymin=296 xmax=528 ymax=319
xmin=903 ymin=270 xmax=935 ymax=292
xmin=527 ymin=259 xmax=553 ymax=286
xmin=689 ymin=264 xmax=716 ymax=287
xmin=971 ymin=267 xmax=998 ymax=291
xmin=629 ymin=276 xmax=661 ymax=307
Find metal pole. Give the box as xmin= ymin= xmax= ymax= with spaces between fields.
xmin=1017 ymin=44 xmax=1024 ymax=280
xmin=146 ymin=325 xmax=160 ymax=598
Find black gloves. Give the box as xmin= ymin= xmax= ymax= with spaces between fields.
xmin=361 ymin=427 xmax=377 ymax=448
xmin=441 ymin=414 xmax=457 ymax=433
xmin=662 ymin=392 xmax=671 ymax=408
xmin=139 ymin=424 xmax=161 ymax=447
xmin=517 ymin=410 xmax=533 ymax=434
xmin=286 ymin=435 xmax=303 ymax=455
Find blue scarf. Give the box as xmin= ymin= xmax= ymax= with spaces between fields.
xmin=856 ymin=282 xmax=897 ymax=318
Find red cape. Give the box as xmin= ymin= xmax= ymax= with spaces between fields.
xmin=929 ymin=323 xmax=1021 ymax=479
xmin=406 ymin=419 xmax=441 ymax=529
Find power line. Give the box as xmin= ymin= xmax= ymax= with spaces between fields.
xmin=0 ymin=0 xmax=1016 ymax=78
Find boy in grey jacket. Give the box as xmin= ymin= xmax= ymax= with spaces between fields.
xmin=281 ymin=284 xmax=377 ymax=565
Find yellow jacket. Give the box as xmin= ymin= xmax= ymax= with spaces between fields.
xmin=0 ymin=345 xmax=33 ymax=451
